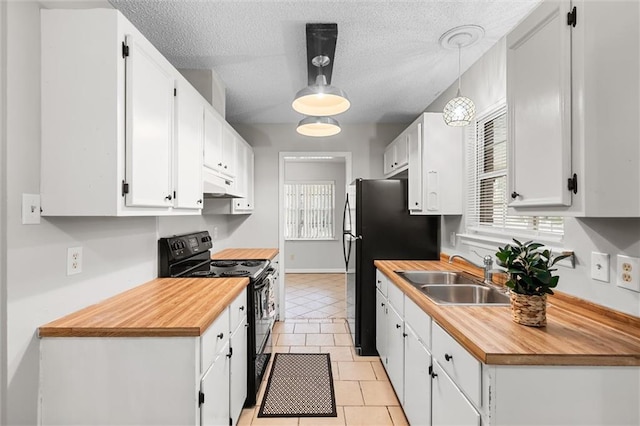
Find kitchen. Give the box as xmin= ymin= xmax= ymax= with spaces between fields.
xmin=2 ymin=0 xmax=640 ymax=425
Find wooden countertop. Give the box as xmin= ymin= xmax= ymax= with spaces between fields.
xmin=39 ymin=277 xmax=249 ymax=338
xmin=212 ymin=248 xmax=279 ymax=261
xmin=375 ymin=258 xmax=640 ymax=366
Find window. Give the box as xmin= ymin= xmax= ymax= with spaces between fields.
xmin=466 ymin=105 xmax=564 ymax=239
xmin=284 ymin=182 xmax=335 ymax=240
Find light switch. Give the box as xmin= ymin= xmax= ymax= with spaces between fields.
xmin=591 ymin=252 xmax=610 ymax=282
xmin=22 ymin=193 xmax=41 ymax=225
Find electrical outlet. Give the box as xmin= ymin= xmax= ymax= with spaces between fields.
xmin=591 ymin=252 xmax=610 ymax=282
xmin=212 ymin=226 xmax=218 ymax=240
xmin=616 ymin=255 xmax=640 ymax=292
xmin=449 ymin=232 xmax=457 ymax=247
xmin=67 ymin=247 xmax=83 ymax=275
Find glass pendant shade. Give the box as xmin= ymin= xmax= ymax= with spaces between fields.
xmin=292 ymin=75 xmax=351 ymax=116
xmin=443 ymin=88 xmax=476 ymax=126
xmin=296 ymin=116 xmax=341 ymax=137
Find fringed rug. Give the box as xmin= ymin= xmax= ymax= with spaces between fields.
xmin=257 ymin=353 xmax=337 ymax=417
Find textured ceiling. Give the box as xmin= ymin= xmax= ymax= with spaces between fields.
xmin=110 ymin=0 xmax=541 ymax=124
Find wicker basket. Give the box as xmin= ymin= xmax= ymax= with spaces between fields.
xmin=510 ymin=292 xmax=547 ymax=327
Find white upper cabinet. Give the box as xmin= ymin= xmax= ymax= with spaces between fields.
xmin=174 ymin=80 xmax=204 ymax=209
xmin=203 ymin=107 xmax=224 ymax=171
xmin=40 ymin=9 xmax=201 ymax=216
xmin=230 ymin=141 xmax=255 ymax=214
xmin=507 ymin=0 xmax=640 ymax=217
xmin=221 ymin=126 xmax=237 ymax=179
xmin=386 ymin=113 xmax=462 ymax=215
xmin=507 ymin=0 xmax=572 ymax=209
xmin=384 ymin=133 xmax=409 ymax=176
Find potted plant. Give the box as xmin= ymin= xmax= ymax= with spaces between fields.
xmin=495 ymin=239 xmax=571 ymax=327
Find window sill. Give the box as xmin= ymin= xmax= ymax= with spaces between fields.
xmin=457 ymin=231 xmax=575 ymax=269
xmin=285 ymin=238 xmax=337 ymax=242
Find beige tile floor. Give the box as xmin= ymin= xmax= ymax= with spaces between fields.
xmin=237 ymin=274 xmax=409 ymax=426
xmin=285 ymin=274 xmax=346 ymax=319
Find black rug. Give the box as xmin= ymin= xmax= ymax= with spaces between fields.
xmin=258 ymin=353 xmax=337 ymax=418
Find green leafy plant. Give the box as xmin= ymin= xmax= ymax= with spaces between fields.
xmin=495 ymin=239 xmax=571 ymax=296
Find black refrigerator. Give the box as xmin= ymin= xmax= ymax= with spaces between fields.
xmin=343 ymin=179 xmax=440 ymax=356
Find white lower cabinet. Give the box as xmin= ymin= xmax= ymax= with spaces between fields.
xmin=403 ymin=323 xmax=432 ymax=426
xmin=39 ymin=289 xmax=248 ymax=426
xmin=201 ymin=341 xmax=231 ymax=426
xmin=376 ymin=269 xmax=640 ymax=426
xmin=385 ymin=305 xmax=405 ymax=403
xmin=432 ymin=361 xmax=481 ymax=426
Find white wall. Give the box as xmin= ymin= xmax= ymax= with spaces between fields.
xmin=426 ymin=38 xmax=640 ymax=316
xmin=3 ymin=3 xmax=232 ymax=424
xmin=229 ymin=123 xmax=405 ymax=251
xmin=284 ymin=160 xmax=346 ymax=272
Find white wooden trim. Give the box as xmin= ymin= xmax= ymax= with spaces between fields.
xmin=278 ymin=152 xmax=352 ymax=319
xmin=0 ymin=0 xmax=7 ymax=422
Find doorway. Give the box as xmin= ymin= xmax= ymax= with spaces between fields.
xmin=278 ymin=152 xmax=352 ymax=320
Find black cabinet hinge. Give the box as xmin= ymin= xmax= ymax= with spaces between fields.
xmin=173 ymin=190 xmax=176 ymax=199
xmin=226 ymin=347 xmax=233 ymax=358
xmin=228 ymin=417 xmax=232 ymax=426
xmin=567 ymin=6 xmax=577 ymax=27
xmin=122 ymin=42 xmax=129 ymax=58
xmin=428 ymin=365 xmax=433 ymax=375
xmin=121 ymin=180 xmax=129 ymax=196
xmin=174 ymin=88 xmax=177 ymax=97
xmin=198 ymin=391 xmax=205 ymax=406
xmin=567 ymin=173 xmax=578 ymax=194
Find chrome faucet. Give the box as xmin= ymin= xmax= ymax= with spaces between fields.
xmin=449 ymin=253 xmax=494 ymax=285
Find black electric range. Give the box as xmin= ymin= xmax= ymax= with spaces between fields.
xmin=158 ymin=231 xmax=276 ymax=407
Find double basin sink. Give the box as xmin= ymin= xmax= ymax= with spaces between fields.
xmin=395 ymin=271 xmax=510 ymax=306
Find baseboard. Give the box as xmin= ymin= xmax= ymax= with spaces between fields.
xmin=285 ymin=269 xmax=345 ymax=274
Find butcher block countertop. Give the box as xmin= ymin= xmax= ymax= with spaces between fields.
xmin=212 ymin=248 xmax=279 ymax=261
xmin=375 ymin=258 xmax=640 ymax=366
xmin=39 ymin=277 xmax=248 ymax=338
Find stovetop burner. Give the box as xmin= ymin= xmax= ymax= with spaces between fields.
xmin=189 ymin=270 xmax=218 ymax=278
xmin=221 ymin=270 xmax=251 ymax=278
xmin=241 ymin=260 xmax=265 ymax=267
xmin=211 ymin=260 xmax=239 ymax=268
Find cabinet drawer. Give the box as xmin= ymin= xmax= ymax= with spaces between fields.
xmin=432 ymin=322 xmax=481 ymax=408
xmin=375 ymin=269 xmax=387 ymax=297
xmin=404 ymin=296 xmax=431 ymax=348
xmin=201 ymin=310 xmax=230 ymax=374
xmin=387 ymin=279 xmax=403 ymax=316
xmin=229 ymin=288 xmax=247 ymax=331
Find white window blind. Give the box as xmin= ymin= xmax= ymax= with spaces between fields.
xmin=284 ymin=181 xmax=335 ymax=240
xmin=466 ymin=105 xmax=564 ymax=238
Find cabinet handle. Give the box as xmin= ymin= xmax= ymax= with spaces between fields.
xmin=402 ymin=332 xmax=408 ymax=337
xmin=377 ymin=279 xmax=381 ymax=283
xmin=197 ymin=199 xmax=203 ymax=204
xmin=218 ymin=162 xmax=223 ymax=167
xmin=165 ymin=194 xmax=173 ymax=201
xmin=394 ymin=162 xmax=398 ymax=165
xmin=216 ymin=333 xmax=224 ymax=339
xmin=511 ymin=191 xmax=520 ymax=199
xmin=415 ymin=202 xmax=419 ymax=206
xmin=224 ymin=165 xmax=228 ymax=169
xmin=380 ymin=302 xmax=385 ymax=307
xmin=444 ymin=353 xmax=453 ymax=362
xmin=395 ymin=324 xmax=401 ymax=329
xmin=431 ymin=371 xmax=438 ymax=379
xmin=239 ymin=306 xmax=245 ymax=311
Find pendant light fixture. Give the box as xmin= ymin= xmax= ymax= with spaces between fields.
xmin=296 ymin=116 xmax=341 ymax=137
xmin=439 ymin=25 xmax=484 ymax=127
xmin=292 ymin=55 xmax=351 ymax=117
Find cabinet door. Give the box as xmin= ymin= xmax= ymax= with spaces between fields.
xmin=174 ymin=81 xmax=204 ymax=209
xmin=201 ymin=343 xmax=231 ymax=426
xmin=383 ymin=145 xmax=394 ymax=175
xmin=124 ymin=34 xmax=174 ymax=208
xmin=386 ymin=306 xmax=404 ymax=403
xmin=396 ymin=135 xmax=409 ymax=168
xmin=407 ymin=122 xmax=423 ymax=211
xmin=432 ymin=362 xmax=480 ymax=426
xmin=234 ymin=142 xmax=248 ymax=199
xmin=221 ymin=126 xmax=237 ymax=178
xmin=204 ymin=108 xmax=224 ymax=171
xmin=245 ymin=148 xmax=255 ymax=210
xmin=507 ymin=0 xmax=572 ymax=208
xmin=229 ymin=320 xmax=248 ymax=425
xmin=376 ymin=289 xmax=387 ymax=363
xmin=404 ymin=324 xmax=431 ymax=426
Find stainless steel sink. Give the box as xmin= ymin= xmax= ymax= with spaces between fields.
xmin=418 ymin=284 xmax=510 ymax=306
xmin=396 ymin=270 xmax=478 ymax=285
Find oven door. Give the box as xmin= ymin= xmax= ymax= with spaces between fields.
xmin=254 ymin=271 xmax=276 ymax=354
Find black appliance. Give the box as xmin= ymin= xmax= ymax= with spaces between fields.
xmin=342 ymin=179 xmax=440 ymax=355
xmin=158 ymin=231 xmax=276 ymax=407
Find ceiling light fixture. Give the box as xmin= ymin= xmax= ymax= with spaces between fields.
xmin=292 ymin=55 xmax=351 ymax=117
xmin=439 ymin=25 xmax=484 ymax=127
xmin=296 ymin=116 xmax=341 ymax=137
